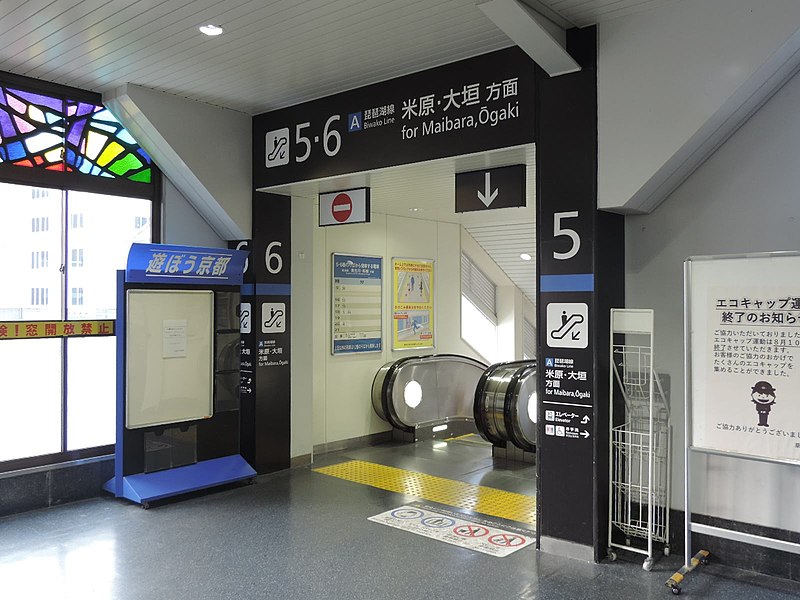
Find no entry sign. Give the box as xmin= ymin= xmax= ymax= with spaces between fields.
xmin=319 ymin=187 xmax=370 ymax=226
xmin=332 ymin=193 xmax=352 ymax=222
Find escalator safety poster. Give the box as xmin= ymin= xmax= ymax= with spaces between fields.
xmin=392 ymin=258 xmax=434 ymax=350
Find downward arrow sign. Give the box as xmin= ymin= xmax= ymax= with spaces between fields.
xmin=477 ymin=172 xmax=499 ymax=207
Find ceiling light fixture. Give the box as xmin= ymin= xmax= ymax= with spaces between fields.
xmin=408 ymin=207 xmax=421 ymax=212
xmin=520 ymin=253 xmax=532 ymax=261
xmin=199 ymin=24 xmax=224 ymax=36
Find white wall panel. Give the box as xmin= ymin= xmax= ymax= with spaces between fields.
xmin=626 ymin=68 xmax=800 ymax=527
xmin=162 ymin=178 xmax=225 ymax=248
xmin=106 ymin=84 xmax=251 ymax=240
xmin=599 ymin=0 xmax=800 ymax=213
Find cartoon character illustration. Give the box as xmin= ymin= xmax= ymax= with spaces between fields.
xmin=751 ymin=380 xmax=776 ymax=427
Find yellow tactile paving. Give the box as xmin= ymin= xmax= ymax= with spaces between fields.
xmin=313 ymin=459 xmax=536 ymax=527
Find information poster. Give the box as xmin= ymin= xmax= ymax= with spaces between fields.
xmin=689 ymin=254 xmax=800 ymax=462
xmin=392 ymin=258 xmax=434 ymax=350
xmin=332 ymin=254 xmax=383 ymax=354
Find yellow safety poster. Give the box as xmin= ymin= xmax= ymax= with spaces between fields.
xmin=392 ymin=258 xmax=433 ymax=350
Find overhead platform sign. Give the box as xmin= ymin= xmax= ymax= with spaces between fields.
xmin=254 ymin=47 xmax=536 ymax=188
xmin=455 ymin=164 xmax=526 ymax=212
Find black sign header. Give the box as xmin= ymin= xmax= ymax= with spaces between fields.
xmin=253 ymin=47 xmax=536 ymax=188
xmin=455 ymin=164 xmax=526 ymax=213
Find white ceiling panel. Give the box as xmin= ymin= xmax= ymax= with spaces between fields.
xmin=0 ymin=0 xmax=671 ymax=114
xmin=0 ymin=0 xmax=513 ymax=114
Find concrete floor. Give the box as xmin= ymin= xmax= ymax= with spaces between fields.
xmin=2 ymin=439 xmax=799 ymax=599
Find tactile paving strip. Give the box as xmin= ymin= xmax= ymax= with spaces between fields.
xmin=313 ymin=459 xmax=536 ymax=526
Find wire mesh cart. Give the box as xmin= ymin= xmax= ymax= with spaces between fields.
xmin=607 ymin=309 xmax=672 ymax=571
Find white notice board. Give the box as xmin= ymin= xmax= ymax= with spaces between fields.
xmin=126 ymin=289 xmax=214 ymax=429
xmin=687 ymin=252 xmax=800 ymax=462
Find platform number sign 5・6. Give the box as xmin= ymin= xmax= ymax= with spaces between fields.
xmin=553 ymin=211 xmax=580 ymax=261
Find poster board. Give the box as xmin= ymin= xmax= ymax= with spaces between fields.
xmin=331 ymin=253 xmax=382 ymax=354
xmin=392 ymin=258 xmax=434 ymax=350
xmin=126 ymin=289 xmax=214 ymax=429
xmin=687 ymin=252 xmax=800 ymax=463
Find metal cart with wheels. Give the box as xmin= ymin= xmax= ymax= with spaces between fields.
xmin=607 ymin=309 xmax=672 ymax=571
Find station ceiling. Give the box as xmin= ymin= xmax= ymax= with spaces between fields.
xmin=0 ymin=0 xmax=669 ymax=306
xmin=1 ymin=0 xmax=670 ymax=114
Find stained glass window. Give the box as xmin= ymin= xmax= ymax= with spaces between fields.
xmin=0 ymin=85 xmax=152 ymax=183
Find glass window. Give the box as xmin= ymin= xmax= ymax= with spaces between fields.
xmin=523 ymin=319 xmax=536 ymax=360
xmin=460 ymin=253 xmax=499 ymax=363
xmin=71 ymin=248 xmax=83 ymax=267
xmin=66 ymin=337 xmax=116 ymax=450
xmin=461 ymin=295 xmax=499 ymax=363
xmin=0 ymin=73 xmax=157 ymax=472
xmin=461 ymin=253 xmax=497 ymax=321
xmin=0 ymin=182 xmax=152 ymax=466
xmin=0 ymin=183 xmax=62 ymax=321
xmin=66 ymin=191 xmax=152 ymax=320
xmin=0 ymin=339 xmax=62 ymax=462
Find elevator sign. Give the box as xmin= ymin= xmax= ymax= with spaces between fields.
xmin=319 ymin=188 xmax=370 ymax=226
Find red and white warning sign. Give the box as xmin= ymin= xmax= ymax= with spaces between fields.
xmin=319 ymin=188 xmax=370 ymax=226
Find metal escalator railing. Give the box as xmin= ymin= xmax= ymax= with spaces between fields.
xmin=371 ymin=354 xmax=488 ymax=432
xmin=474 ymin=360 xmax=537 ymax=452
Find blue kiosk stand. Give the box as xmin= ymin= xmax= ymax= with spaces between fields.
xmin=104 ymin=243 xmax=256 ymax=508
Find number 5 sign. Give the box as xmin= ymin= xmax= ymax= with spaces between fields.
xmin=553 ymin=211 xmax=580 ymax=261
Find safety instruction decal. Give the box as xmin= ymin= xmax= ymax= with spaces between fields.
xmin=368 ymin=505 xmax=534 ymax=557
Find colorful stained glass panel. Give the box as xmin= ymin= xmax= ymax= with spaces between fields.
xmin=0 ymin=82 xmax=152 ymax=184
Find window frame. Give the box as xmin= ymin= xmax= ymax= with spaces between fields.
xmin=0 ymin=71 xmax=162 ymax=474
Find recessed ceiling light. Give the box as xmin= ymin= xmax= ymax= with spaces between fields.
xmin=199 ymin=24 xmax=224 ymax=36
xmin=520 ymin=253 xmax=532 ymax=261
xmin=408 ymin=207 xmax=421 ymax=212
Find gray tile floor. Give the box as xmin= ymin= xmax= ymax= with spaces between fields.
xmin=2 ymin=439 xmax=799 ymax=599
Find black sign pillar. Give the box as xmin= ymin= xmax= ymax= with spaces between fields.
xmin=244 ymin=192 xmax=292 ymax=474
xmin=535 ymin=26 xmax=624 ymax=561
xmin=229 ymin=239 xmax=256 ymax=466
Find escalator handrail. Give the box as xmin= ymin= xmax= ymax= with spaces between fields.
xmin=503 ymin=361 xmax=537 ymax=452
xmin=376 ymin=354 xmax=488 ymax=432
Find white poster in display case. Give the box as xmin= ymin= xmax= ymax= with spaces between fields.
xmin=687 ymin=252 xmax=800 ymax=462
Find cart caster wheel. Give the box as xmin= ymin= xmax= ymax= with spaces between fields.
xmin=643 ymin=558 xmax=653 ymax=572
xmin=670 ymin=584 xmax=681 ymax=595
xmin=608 ymin=550 xmax=617 ymax=562
xmin=700 ymin=555 xmax=710 ymax=566
xmin=141 ymin=502 xmax=150 ymax=510
xmin=247 ymin=478 xmax=256 ymax=485
xmin=664 ymin=545 xmax=671 ymax=557
xmin=625 ymin=537 xmax=632 ymax=546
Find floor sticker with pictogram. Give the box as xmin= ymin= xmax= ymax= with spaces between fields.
xmin=368 ymin=505 xmax=534 ymax=557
